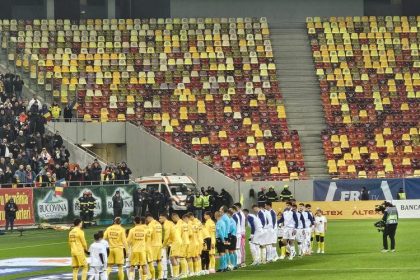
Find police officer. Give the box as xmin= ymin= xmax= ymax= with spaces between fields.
xmin=397 ymin=188 xmax=406 ymax=200
xmin=186 ymin=189 xmax=195 ymax=212
xmin=153 ymin=189 xmax=167 ymax=219
xmin=133 ymin=187 xmax=145 ymax=217
xmin=5 ymin=198 xmax=18 ymax=232
xmin=280 ymin=185 xmax=293 ymax=202
xmin=382 ymin=201 xmax=398 ymax=252
xmin=257 ymin=187 xmax=267 ymax=207
xmin=78 ymin=191 xmax=89 ymax=227
xmin=112 ymin=190 xmax=124 ymax=218
xmin=193 ymin=192 xmax=204 ymax=221
xmin=87 ymin=191 xmax=96 ymax=226
xmin=266 ymin=187 xmax=278 ymax=203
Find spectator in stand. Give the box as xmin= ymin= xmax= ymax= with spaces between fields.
xmin=25 ymin=165 xmax=36 ymax=185
xmin=50 ymin=102 xmax=61 ymax=122
xmin=4 ymin=166 xmax=13 ymax=185
xmin=39 ymin=148 xmax=51 ymax=165
xmin=28 ymin=94 xmax=42 ymax=112
xmin=52 ymin=131 xmax=63 ymax=149
xmin=69 ymin=165 xmax=84 ymax=186
xmin=116 ymin=162 xmax=131 ymax=184
xmin=14 ymin=165 xmax=26 ymax=186
xmin=13 ymin=76 xmax=24 ymax=100
xmin=103 ymin=166 xmax=116 ymax=184
xmin=90 ymin=160 xmax=102 ymax=185
xmin=63 ymin=102 xmax=75 ymax=123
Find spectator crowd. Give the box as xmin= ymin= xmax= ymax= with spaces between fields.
xmin=0 ymin=72 xmax=132 ymax=188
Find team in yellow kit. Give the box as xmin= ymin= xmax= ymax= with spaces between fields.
xmin=68 ymin=219 xmax=88 ymax=280
xmin=104 ymin=217 xmax=128 ymax=280
xmin=127 ymin=216 xmax=149 ymax=280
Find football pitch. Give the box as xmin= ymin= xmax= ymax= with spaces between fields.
xmin=1 ymin=219 xmax=420 ymax=280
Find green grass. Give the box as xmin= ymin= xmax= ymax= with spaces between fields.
xmin=1 ymin=220 xmax=420 ymax=280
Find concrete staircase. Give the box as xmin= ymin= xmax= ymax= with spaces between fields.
xmin=270 ymin=22 xmax=328 ymax=178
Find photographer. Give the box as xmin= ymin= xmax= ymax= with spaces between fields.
xmin=381 ymin=201 xmax=398 ymax=252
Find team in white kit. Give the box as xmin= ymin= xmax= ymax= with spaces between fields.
xmin=244 ymin=200 xmax=327 ymax=264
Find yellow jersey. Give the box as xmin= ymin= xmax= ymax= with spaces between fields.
xmin=127 ymin=224 xmax=149 ymax=253
xmin=104 ymin=224 xmax=127 ymax=249
xmin=68 ymin=227 xmax=87 ymax=256
xmin=172 ymin=220 xmax=184 ymax=246
xmin=148 ymin=219 xmax=163 ymax=247
xmin=178 ymin=219 xmax=190 ymax=245
xmin=205 ymin=218 xmax=216 ymax=244
xmin=162 ymin=220 xmax=175 ymax=247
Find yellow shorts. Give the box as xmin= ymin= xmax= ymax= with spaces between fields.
xmin=315 ymin=232 xmax=325 ymax=237
xmin=130 ymin=251 xmax=147 ymax=266
xmin=187 ymin=244 xmax=198 ymax=258
xmin=170 ymin=243 xmax=184 ymax=258
xmin=71 ymin=254 xmax=87 ymax=268
xmin=108 ymin=248 xmax=124 ymax=265
xmin=197 ymin=243 xmax=203 ymax=256
xmin=148 ymin=246 xmax=162 ymax=262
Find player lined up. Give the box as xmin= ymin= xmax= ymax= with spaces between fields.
xmin=68 ymin=202 xmax=327 ymax=280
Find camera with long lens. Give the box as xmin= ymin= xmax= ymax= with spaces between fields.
xmin=373 ymin=220 xmax=385 ymax=232
xmin=374 ymin=203 xmax=386 ymax=213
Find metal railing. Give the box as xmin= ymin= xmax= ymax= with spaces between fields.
xmin=0 ymin=179 xmax=135 ymax=189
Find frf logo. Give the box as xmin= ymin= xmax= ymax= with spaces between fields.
xmin=324 ymin=181 xmax=394 ymax=201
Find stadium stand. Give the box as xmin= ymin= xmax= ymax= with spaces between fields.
xmin=307 ymin=16 xmax=419 ymax=179
xmin=1 ymin=18 xmax=306 ymax=181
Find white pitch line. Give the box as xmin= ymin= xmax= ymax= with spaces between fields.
xmin=239 ymin=267 xmax=420 ymax=272
xmin=0 ymin=242 xmax=67 ymax=251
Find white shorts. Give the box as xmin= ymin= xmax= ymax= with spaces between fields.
xmin=262 ymin=228 xmax=271 ymax=245
xmin=304 ymin=228 xmax=312 ymax=241
xmin=283 ymin=228 xmax=296 ymax=240
xmin=268 ymin=228 xmax=277 ymax=244
xmin=252 ymin=229 xmax=265 ymax=245
xmin=296 ymin=229 xmax=305 ymax=242
xmin=277 ymin=227 xmax=284 ymax=238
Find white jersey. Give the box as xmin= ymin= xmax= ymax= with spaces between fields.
xmin=315 ymin=216 xmax=327 ymax=233
xmin=247 ymin=213 xmax=263 ymax=233
xmin=296 ymin=211 xmax=305 ymax=229
xmin=100 ymin=239 xmax=109 ymax=250
xmin=302 ymin=211 xmax=313 ymax=229
xmin=232 ymin=212 xmax=243 ymax=236
xmin=237 ymin=210 xmax=246 ymax=235
xmin=264 ymin=209 xmax=273 ymax=229
xmin=89 ymin=242 xmax=108 ymax=267
xmin=282 ymin=209 xmax=297 ymax=229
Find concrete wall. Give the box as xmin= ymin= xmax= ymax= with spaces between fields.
xmin=46 ymin=122 xmax=126 ymax=144
xmin=170 ymin=0 xmax=364 ymax=22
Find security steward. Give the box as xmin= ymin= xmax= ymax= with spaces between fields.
xmin=266 ymin=187 xmax=278 ymax=203
xmin=78 ymin=191 xmax=90 ymax=228
xmin=87 ymin=191 xmax=96 ymax=227
xmin=382 ymin=201 xmax=398 ymax=252
xmin=280 ymin=185 xmax=293 ymax=201
xmin=202 ymin=191 xmax=211 ymax=212
xmin=257 ymin=187 xmax=267 ymax=207
xmin=397 ymin=188 xmax=406 ymax=200
xmin=194 ymin=192 xmax=204 ymax=221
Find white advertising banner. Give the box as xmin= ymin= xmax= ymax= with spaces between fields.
xmin=392 ymin=200 xmax=420 ymax=219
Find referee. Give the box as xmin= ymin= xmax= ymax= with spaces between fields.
xmin=381 ymin=201 xmax=398 ymax=253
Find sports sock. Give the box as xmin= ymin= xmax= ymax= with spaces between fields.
xmin=128 ymin=270 xmax=134 ymax=280
xmin=117 ymin=266 xmax=124 ymax=280
xmin=156 ymin=262 xmax=163 ymax=279
xmin=172 ymin=264 xmax=180 ymax=277
xmin=148 ymin=262 xmax=155 ymax=279
xmin=321 ymin=242 xmax=325 ymax=251
xmin=236 ymin=249 xmax=241 ymax=266
xmin=281 ymin=246 xmax=286 ymax=256
xmin=81 ymin=266 xmax=88 ymax=280
xmin=209 ymin=255 xmax=215 ymax=270
xmin=187 ymin=259 xmax=194 ymax=274
xmin=197 ymin=258 xmax=202 ymax=272
xmin=72 ymin=268 xmax=79 ymax=280
xmin=272 ymin=246 xmax=278 ymax=259
xmin=193 ymin=260 xmax=200 ymax=273
xmin=233 ymin=253 xmax=237 ymax=267
xmin=261 ymin=247 xmax=266 ymax=263
xmin=180 ymin=258 xmax=188 ymax=275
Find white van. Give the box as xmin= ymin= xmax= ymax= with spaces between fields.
xmin=135 ymin=173 xmax=198 ymax=211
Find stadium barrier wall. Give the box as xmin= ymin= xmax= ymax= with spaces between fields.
xmin=391 ymin=200 xmax=420 ymax=219
xmin=313 ymin=178 xmax=420 ymax=201
xmin=273 ymin=201 xmax=382 ymax=220
xmin=33 ymin=184 xmax=136 ymax=224
xmin=0 ymin=188 xmax=34 ymax=226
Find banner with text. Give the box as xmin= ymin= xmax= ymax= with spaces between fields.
xmin=33 ymin=184 xmax=136 ymax=223
xmin=273 ymin=201 xmax=382 ymax=220
xmin=391 ymin=199 xmax=420 ymax=219
xmin=0 ymin=188 xmax=34 ymax=226
xmin=313 ymin=178 xmax=402 ymax=201
xmin=404 ymin=178 xmax=420 ymax=199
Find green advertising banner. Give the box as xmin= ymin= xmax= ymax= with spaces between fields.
xmin=33 ymin=184 xmax=136 ymax=223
